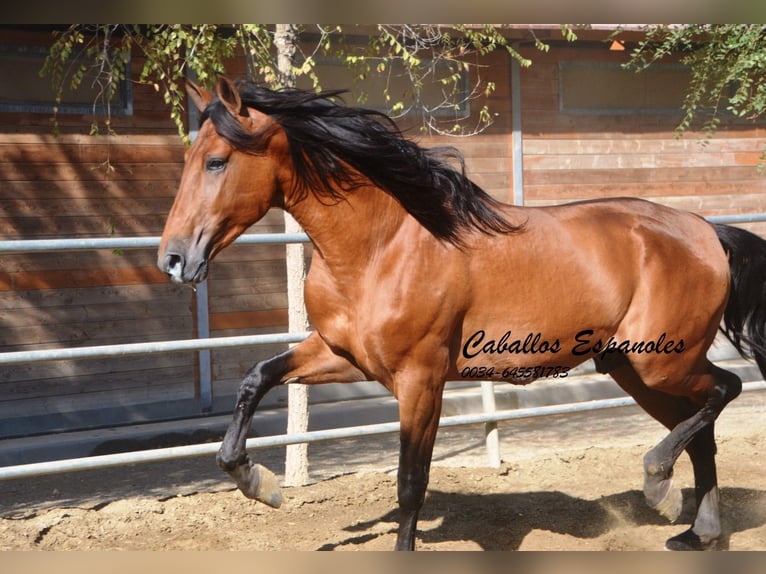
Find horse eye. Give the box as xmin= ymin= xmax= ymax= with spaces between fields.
xmin=206 ymin=158 xmax=227 ymax=172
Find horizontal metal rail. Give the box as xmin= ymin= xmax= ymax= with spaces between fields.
xmin=1 ymin=213 xmax=764 ymax=255
xmin=0 ymin=332 xmax=310 ymax=366
xmin=0 ymin=232 xmax=310 ymax=254
xmin=705 ymin=213 xmax=766 ymax=224
xmin=2 ymin=380 xmax=764 ymax=481
xmin=0 ymin=213 xmax=764 ymax=480
xmin=0 ymin=396 xmax=639 ymax=480
xmin=0 ymin=213 xmax=762 ymax=365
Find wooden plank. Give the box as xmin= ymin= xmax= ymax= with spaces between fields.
xmin=209 ymin=309 xmax=288 ymax=331
xmin=1 ymin=197 xmax=174 ymax=218
xmin=523 ymin=137 xmax=766 ymax=155
xmin=0 ymin=283 xmax=189 ymax=311
xmin=1 ymin=180 xmax=181 ymax=199
xmin=0 ymin=162 xmax=184 ymax=182
xmin=0 ymin=313 xmax=194 ymax=348
xmin=0 ymin=142 xmax=184 ymax=164
xmin=525 ymin=180 xmax=766 ymax=201
xmin=0 ymin=251 xmax=162 ymax=274
xmin=0 ymin=266 xmax=171 ymax=291
xmin=524 ymin=151 xmax=763 ymax=170
xmin=0 ymin=213 xmax=172 ymax=236
xmin=0 ymin=113 xmax=180 ymax=136
xmin=0 ymin=133 xmax=183 ymax=146
xmin=424 ymin=135 xmax=512 ymax=158
xmin=0 ymin=295 xmax=192 ymax=329
xmin=524 ymin=166 xmax=764 ymax=186
xmin=533 ymin=193 xmax=766 ymax=216
xmin=210 ymin=292 xmax=288 ymax=314
xmin=0 ymin=353 xmax=193 ymax=390
xmin=207 ymin=276 xmax=288 ymax=298
xmin=206 ymin=259 xmax=287 ymax=282
xmin=524 ymin=112 xmax=766 ymax=138
xmin=0 ymin=377 xmax=196 ymax=421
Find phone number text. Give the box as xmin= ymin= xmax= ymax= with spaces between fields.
xmin=460 ymin=365 xmax=570 ymax=380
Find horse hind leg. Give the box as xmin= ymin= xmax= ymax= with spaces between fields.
xmin=641 ymin=364 xmax=741 ymax=550
xmin=608 ymin=361 xmax=741 ymax=550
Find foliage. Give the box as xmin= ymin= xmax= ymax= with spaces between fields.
xmin=320 ymin=24 xmax=560 ymax=135
xmin=624 ymin=25 xmax=766 ymax=138
xmin=41 ymin=25 xmax=129 ymax=137
xmin=43 ymin=25 xmax=243 ymax=141
xmin=41 ymin=24 xmax=577 ymax=141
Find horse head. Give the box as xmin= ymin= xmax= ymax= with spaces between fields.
xmin=158 ymin=75 xmax=287 ymax=284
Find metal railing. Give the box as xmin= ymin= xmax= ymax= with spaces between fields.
xmin=1 ymin=213 xmax=766 ymax=480
xmin=0 ymin=231 xmax=311 ymax=411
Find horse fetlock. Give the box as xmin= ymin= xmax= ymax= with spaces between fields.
xmin=216 ymin=448 xmax=247 ymax=472
xmin=229 ymin=461 xmax=283 ymax=508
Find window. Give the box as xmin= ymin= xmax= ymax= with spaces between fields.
xmin=559 ymin=61 xmax=689 ymax=115
xmin=0 ymin=44 xmax=132 ymax=115
xmin=294 ymin=56 xmax=470 ymax=118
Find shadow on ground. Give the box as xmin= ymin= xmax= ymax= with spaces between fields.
xmin=318 ymin=486 xmax=766 ymax=550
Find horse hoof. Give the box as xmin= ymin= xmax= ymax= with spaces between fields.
xmin=650 ymin=480 xmax=683 ymax=522
xmin=665 ymin=528 xmax=718 ymax=551
xmin=230 ymin=462 xmax=283 ymax=508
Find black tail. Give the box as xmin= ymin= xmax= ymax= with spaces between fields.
xmin=715 ymin=223 xmax=766 ymax=377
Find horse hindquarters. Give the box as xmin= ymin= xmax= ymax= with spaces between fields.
xmin=608 ymin=223 xmax=766 ymax=550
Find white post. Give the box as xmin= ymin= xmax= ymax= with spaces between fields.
xmin=481 ymin=381 xmax=501 ymax=467
xmin=283 ymin=213 xmax=310 ymax=486
xmin=275 ymin=24 xmax=310 ymax=487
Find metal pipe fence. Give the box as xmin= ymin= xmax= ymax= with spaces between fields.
xmin=0 ymin=232 xmax=310 ymax=254
xmin=1 ymin=381 xmax=764 ymax=481
xmin=1 ymin=214 xmax=765 ymax=479
xmin=0 ymin=396 xmax=640 ymax=480
xmin=0 ymin=332 xmax=309 ymax=366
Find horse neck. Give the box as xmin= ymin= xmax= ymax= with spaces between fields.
xmin=285 ymin=182 xmax=409 ymax=269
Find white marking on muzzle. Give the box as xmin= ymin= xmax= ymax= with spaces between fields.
xmin=167 ymin=258 xmax=186 ymax=284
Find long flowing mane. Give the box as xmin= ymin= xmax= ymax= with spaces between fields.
xmin=200 ymin=80 xmax=523 ymax=245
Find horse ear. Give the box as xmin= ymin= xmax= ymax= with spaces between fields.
xmin=215 ymin=75 xmax=247 ymax=118
xmin=185 ymin=79 xmax=213 ymax=113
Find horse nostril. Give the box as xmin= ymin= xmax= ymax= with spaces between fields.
xmin=164 ymin=253 xmax=185 ymax=278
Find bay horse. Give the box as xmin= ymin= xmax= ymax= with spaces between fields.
xmin=158 ymin=75 xmax=766 ymax=551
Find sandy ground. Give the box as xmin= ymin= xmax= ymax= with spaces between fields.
xmin=1 ymin=391 xmax=764 ymax=551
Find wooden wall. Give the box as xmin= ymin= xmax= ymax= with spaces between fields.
xmin=517 ymin=44 xmax=766 ymax=238
xmin=0 ymin=133 xmax=196 ymax=436
xmin=2 ymin=29 xmax=765 ymax=439
xmin=0 ymin=29 xmax=292 ymax=438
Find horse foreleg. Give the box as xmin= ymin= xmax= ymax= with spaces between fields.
xmin=217 ymin=332 xmax=367 ymax=507
xmin=393 ymin=377 xmax=445 ymax=551
xmin=216 ymin=350 xmax=290 ymax=507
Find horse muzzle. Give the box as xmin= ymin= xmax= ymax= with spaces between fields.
xmin=159 ymin=241 xmax=210 ymax=284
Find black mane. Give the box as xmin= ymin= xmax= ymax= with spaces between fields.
xmin=201 ymin=80 xmax=522 ymax=245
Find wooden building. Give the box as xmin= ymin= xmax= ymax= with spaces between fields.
xmin=1 ymin=25 xmax=764 ymax=440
